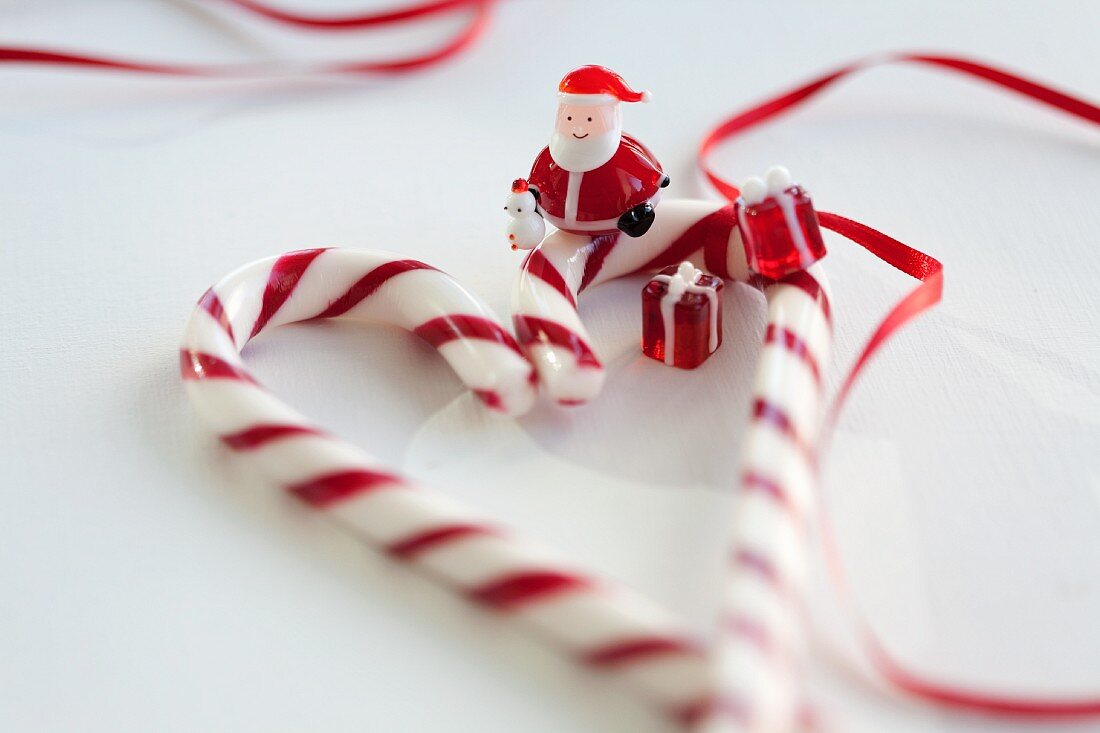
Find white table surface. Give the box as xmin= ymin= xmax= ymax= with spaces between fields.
xmin=2 ymin=1 xmax=1099 ymax=731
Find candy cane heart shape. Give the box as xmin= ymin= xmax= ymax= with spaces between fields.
xmin=179 ymin=247 xmax=715 ymax=724
xmin=512 ymin=199 xmax=750 ymax=405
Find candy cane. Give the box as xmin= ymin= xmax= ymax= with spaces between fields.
xmin=180 ymin=247 xmax=713 ymax=723
xmin=705 ymin=269 xmax=832 ymax=733
xmin=511 ymin=201 xmax=832 ymax=731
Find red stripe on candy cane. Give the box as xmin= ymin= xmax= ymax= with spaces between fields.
xmin=522 ymin=249 xmax=577 ymax=308
xmin=413 ymin=314 xmax=526 ymax=356
xmin=583 ymin=637 xmax=703 ymax=668
xmin=386 ymin=524 xmax=497 ymax=560
xmin=179 ymin=349 xmax=256 ymax=384
xmin=288 ymin=468 xmax=403 ymax=507
xmin=672 ymin=700 xmax=711 ymax=728
xmin=314 ymin=259 xmax=438 ymax=319
xmin=577 ymin=233 xmax=620 ymax=293
xmin=751 ymin=398 xmax=817 ymax=465
xmin=198 ymin=288 xmax=235 ymax=344
xmin=471 ymin=388 xmax=504 ymax=411
xmin=742 ymin=470 xmax=802 ymax=522
xmin=221 ymin=423 xmax=323 ymax=450
xmin=468 ymin=571 xmax=591 ymax=610
xmin=250 ymin=248 xmax=327 ymax=339
xmin=764 ymin=324 xmax=823 ymax=388
xmin=513 ymin=315 xmax=601 ymax=369
xmin=674 ymin=695 xmax=750 ymax=728
xmin=732 ymin=547 xmax=786 ymax=594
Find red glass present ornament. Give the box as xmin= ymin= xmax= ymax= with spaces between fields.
xmin=736 ymin=166 xmax=827 ymax=279
xmin=642 ymin=262 xmax=724 ymax=369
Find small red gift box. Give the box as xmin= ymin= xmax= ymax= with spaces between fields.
xmin=642 ymin=262 xmax=724 ymax=369
xmin=737 ymin=167 xmax=827 ymax=280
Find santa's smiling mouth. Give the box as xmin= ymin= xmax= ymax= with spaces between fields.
xmin=572 ymin=133 xmax=589 ymax=139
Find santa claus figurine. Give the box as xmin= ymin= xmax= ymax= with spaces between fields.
xmin=512 ymin=65 xmax=669 ymax=244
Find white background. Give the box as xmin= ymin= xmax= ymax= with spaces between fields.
xmin=2 ymin=1 xmax=1099 ymax=731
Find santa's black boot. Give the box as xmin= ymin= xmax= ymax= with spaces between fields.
xmin=617 ymin=202 xmax=655 ymax=238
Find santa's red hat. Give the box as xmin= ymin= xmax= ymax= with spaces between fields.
xmin=558 ymin=65 xmax=651 ymax=106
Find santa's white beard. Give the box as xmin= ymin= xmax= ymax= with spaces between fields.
xmin=549 ymin=129 xmax=620 ymax=173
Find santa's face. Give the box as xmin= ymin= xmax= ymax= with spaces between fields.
xmin=549 ymin=101 xmax=621 ymax=173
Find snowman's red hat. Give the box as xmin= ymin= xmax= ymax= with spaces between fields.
xmin=558 ymin=65 xmax=651 ymax=106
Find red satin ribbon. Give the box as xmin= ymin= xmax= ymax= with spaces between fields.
xmin=223 ymin=0 xmax=476 ymax=29
xmin=699 ymin=54 xmax=1100 ymax=717
xmin=0 ymin=0 xmax=493 ymax=77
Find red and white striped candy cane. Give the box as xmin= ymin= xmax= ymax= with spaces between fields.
xmin=511 ymin=201 xmax=832 ymax=731
xmin=705 ymin=268 xmax=832 ymax=733
xmin=180 ymin=247 xmax=713 ymax=723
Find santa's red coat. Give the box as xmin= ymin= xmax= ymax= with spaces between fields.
xmin=528 ymin=134 xmax=665 ymax=235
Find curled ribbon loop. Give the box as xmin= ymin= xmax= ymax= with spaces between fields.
xmin=699 ymin=53 xmax=1100 ymax=718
